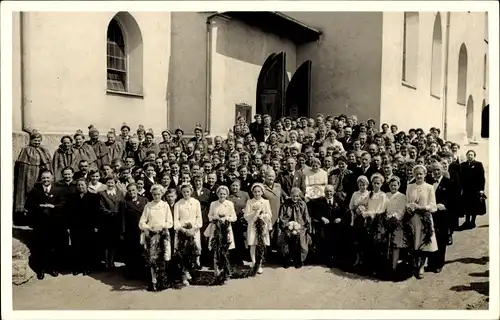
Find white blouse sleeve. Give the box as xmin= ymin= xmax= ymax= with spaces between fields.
xmin=244 ymin=200 xmax=257 ymax=222
xmin=208 ymin=202 xmax=216 ymax=222
xmin=138 ymin=204 xmax=151 ymax=231
xmin=349 ymin=192 xmax=357 ymax=210
xmin=193 ymin=199 xmax=203 ymax=229
xmin=427 ymin=184 xmax=438 ymax=213
xmin=227 ymin=201 xmax=237 ymax=223
xmin=173 ymin=202 xmax=181 ymax=231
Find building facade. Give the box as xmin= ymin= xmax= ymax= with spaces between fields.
xmin=12 ymin=11 xmax=489 ymax=157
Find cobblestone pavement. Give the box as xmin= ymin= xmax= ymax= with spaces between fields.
xmin=12 ymin=142 xmax=491 ymax=310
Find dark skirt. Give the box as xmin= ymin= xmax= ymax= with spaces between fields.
xmin=462 ymin=191 xmax=487 ymax=216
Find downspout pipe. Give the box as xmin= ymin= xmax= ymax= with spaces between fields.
xmin=20 ymin=12 xmax=30 ymax=135
xmin=205 ymin=13 xmax=220 ymax=137
xmin=442 ymin=12 xmax=451 ymax=140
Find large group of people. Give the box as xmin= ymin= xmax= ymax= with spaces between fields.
xmin=13 ymin=113 xmax=487 ymax=291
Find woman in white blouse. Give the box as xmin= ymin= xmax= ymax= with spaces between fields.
xmin=173 ymin=183 xmax=203 ymax=286
xmin=349 ymin=175 xmax=370 ymax=267
xmin=304 ymin=158 xmax=328 ymax=201
xmin=405 ymin=165 xmax=438 ymax=279
xmin=138 ymin=184 xmax=173 ymax=291
xmin=287 ymin=130 xmax=302 ymax=152
xmin=361 ymin=173 xmax=388 ymax=271
xmin=244 ymin=183 xmax=273 ymax=275
xmin=384 ymin=176 xmax=406 ymax=272
xmin=204 ymin=186 xmax=237 ymax=282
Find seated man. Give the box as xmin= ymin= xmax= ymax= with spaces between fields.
xmin=310 ymin=185 xmax=349 ymax=267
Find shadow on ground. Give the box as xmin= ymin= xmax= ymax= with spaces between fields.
xmin=445 ymin=256 xmax=489 ymax=266
xmin=450 ymin=281 xmax=489 ymax=297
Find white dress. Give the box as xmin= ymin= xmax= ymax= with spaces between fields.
xmin=349 ymin=190 xmax=370 ymax=226
xmin=386 ymin=192 xmax=406 ymax=220
xmin=203 ymin=200 xmax=237 ymax=250
xmin=244 ymin=198 xmax=273 ymax=246
xmin=139 ymin=200 xmax=173 ymax=260
xmin=173 ymin=197 xmax=203 ymax=251
xmin=406 ymin=183 xmax=438 ymax=252
xmin=304 ymin=168 xmax=328 ymax=199
xmin=365 ymin=191 xmax=388 ymax=218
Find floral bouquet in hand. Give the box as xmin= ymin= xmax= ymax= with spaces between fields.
xmin=182 ymin=222 xmax=196 ymax=237
xmin=356 ymin=204 xmax=367 ymax=216
xmin=287 ymin=221 xmax=302 ymax=237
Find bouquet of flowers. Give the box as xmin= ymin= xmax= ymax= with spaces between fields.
xmin=182 ymin=222 xmax=196 ymax=237
xmin=287 ymin=221 xmax=302 ymax=237
xmin=356 ymin=204 xmax=367 ymax=216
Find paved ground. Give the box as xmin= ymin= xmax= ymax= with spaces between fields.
xmin=12 ymin=142 xmax=491 ymax=310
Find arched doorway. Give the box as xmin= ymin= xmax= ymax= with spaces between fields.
xmin=466 ymin=95 xmax=474 ymax=139
xmin=481 ymin=101 xmax=489 ymax=138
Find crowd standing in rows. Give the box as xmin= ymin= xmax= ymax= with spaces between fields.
xmin=14 ymin=113 xmax=487 ymax=291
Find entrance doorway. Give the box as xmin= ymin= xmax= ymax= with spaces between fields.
xmin=256 ymin=53 xmax=312 ymax=121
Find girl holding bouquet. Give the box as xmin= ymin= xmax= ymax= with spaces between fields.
xmin=379 ymin=176 xmax=407 ymax=276
xmin=244 ymin=183 xmax=273 ymax=275
xmin=278 ymin=187 xmax=311 ymax=269
xmin=138 ymin=184 xmax=173 ymax=291
xmin=204 ymin=186 xmax=237 ymax=283
xmin=405 ymin=165 xmax=438 ymax=279
xmin=173 ymin=183 xmax=203 ymax=286
xmin=362 ymin=173 xmax=388 ymax=273
xmin=349 ymin=175 xmax=370 ymax=267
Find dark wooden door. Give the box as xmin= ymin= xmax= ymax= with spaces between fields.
xmin=481 ymin=104 xmax=489 ymax=138
xmin=256 ymin=52 xmax=287 ymax=121
xmin=285 ymin=60 xmax=312 ymax=119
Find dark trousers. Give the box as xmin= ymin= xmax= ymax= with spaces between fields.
xmin=32 ymin=224 xmax=68 ymax=273
xmin=428 ymin=211 xmax=449 ymax=269
xmin=231 ymin=221 xmax=247 ymax=265
xmin=70 ymin=228 xmax=96 ymax=271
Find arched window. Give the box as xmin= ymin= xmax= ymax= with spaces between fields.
xmin=106 ymin=12 xmax=143 ymax=94
xmin=430 ymin=13 xmax=442 ymax=96
xmin=457 ymin=44 xmax=468 ymax=105
xmin=107 ymin=19 xmax=126 ymax=92
xmin=483 ymin=54 xmax=487 ymax=89
xmin=402 ymin=12 xmax=419 ymax=86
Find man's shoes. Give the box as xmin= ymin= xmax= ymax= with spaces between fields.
xmin=283 ymin=260 xmax=292 ymax=269
xmin=447 ymin=235 xmax=453 ymax=246
xmin=37 ymin=272 xmax=45 ymax=280
xmin=82 ymin=270 xmax=91 ymax=276
xmin=294 ymin=261 xmax=303 ymax=269
xmin=48 ymin=271 xmax=59 ymax=277
xmin=72 ymin=271 xmax=80 ymax=276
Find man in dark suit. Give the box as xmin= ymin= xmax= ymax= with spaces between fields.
xmin=426 ymin=162 xmax=456 ymax=273
xmin=459 ymin=150 xmax=486 ymax=230
xmin=339 ymin=126 xmax=354 ymax=151
xmin=192 ymin=174 xmax=213 ymax=267
xmin=119 ymin=182 xmax=148 ymax=276
xmin=73 ymin=160 xmax=90 ymax=180
xmin=356 ymin=152 xmax=378 ymax=180
xmin=25 ymin=170 xmax=66 ymax=279
xmin=68 ymin=178 xmax=99 ymax=275
xmin=311 ymin=185 xmax=349 ymax=267
xmin=279 ymin=157 xmax=306 ymax=199
xmin=99 ymin=177 xmax=125 ymax=269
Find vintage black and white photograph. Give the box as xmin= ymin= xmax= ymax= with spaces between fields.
xmin=1 ymin=1 xmax=498 ymax=318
